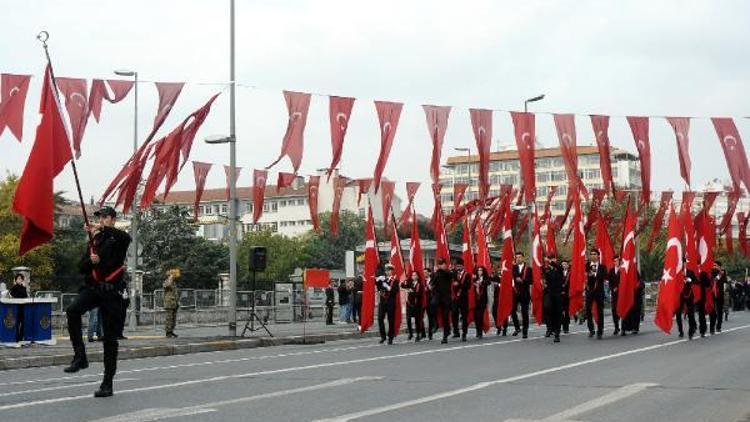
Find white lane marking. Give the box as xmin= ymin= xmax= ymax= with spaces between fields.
xmin=505 ymin=382 xmax=657 ymax=422
xmin=88 ymin=377 xmax=382 ymax=422
xmin=313 ymin=323 xmax=750 ymax=422
xmin=0 ymin=328 xmax=570 ymax=410
xmin=0 ymin=378 xmax=139 ymax=398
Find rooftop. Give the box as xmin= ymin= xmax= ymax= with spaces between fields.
xmin=445 ymin=145 xmax=634 ymax=165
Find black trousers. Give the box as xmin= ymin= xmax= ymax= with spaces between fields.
xmin=451 ymin=299 xmax=469 ymax=336
xmin=586 ymin=294 xmax=605 ymax=335
xmin=710 ymin=298 xmax=724 ymax=332
xmin=66 ymin=284 xmax=125 ymax=383
xmin=474 ymin=302 xmax=487 ymax=336
xmin=511 ymin=298 xmax=530 ymax=335
xmin=351 ymin=300 xmax=360 ymax=324
xmin=430 ymin=298 xmax=451 ymax=339
xmin=325 ymin=303 xmax=334 ymax=325
xmin=378 ymin=302 xmax=396 ymax=341
xmin=561 ymin=294 xmax=570 ymax=332
xmin=546 ymin=292 xmax=563 ymax=336
xmin=406 ymin=305 xmax=424 ymax=337
xmin=611 ymin=293 xmax=620 ymax=330
xmin=696 ymin=300 xmax=707 ymax=335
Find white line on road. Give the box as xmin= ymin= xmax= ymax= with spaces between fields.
xmin=88 ymin=377 xmax=382 ymax=422
xmin=313 ymin=323 xmax=750 ymax=422
xmin=0 ymin=378 xmax=139 ymax=398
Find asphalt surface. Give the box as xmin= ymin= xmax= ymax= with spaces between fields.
xmin=0 ymin=311 xmax=749 ymax=422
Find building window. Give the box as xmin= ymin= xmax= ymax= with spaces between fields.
xmin=550 ymin=171 xmax=565 ymax=182
xmin=359 ymin=208 xmax=365 ymax=218
xmin=297 ymin=199 xmax=305 ymax=206
xmin=280 ymin=221 xmax=288 ymax=227
xmin=221 ymin=204 xmax=228 ymax=214
xmin=297 ymin=220 xmax=306 ymax=225
xmin=280 ymin=200 xmax=287 ymax=207
xmin=536 ymin=172 xmax=550 ymax=183
xmin=214 ymin=204 xmax=221 ymax=214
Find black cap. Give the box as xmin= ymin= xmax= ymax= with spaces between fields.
xmin=94 ymin=206 xmax=117 ymax=218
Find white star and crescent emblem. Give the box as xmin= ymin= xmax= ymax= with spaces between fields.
xmin=724 ymin=135 xmax=738 ymax=151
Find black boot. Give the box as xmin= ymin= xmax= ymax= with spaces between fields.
xmin=64 ymin=357 xmax=89 ymax=373
xmin=94 ymin=378 xmax=113 ymax=398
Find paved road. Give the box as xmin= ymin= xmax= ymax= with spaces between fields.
xmin=1 ymin=311 xmax=749 ymax=422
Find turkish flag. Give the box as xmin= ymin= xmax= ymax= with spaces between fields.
xmin=409 ymin=208 xmax=427 ymax=307
xmin=12 ymin=66 xmax=72 ymax=255
xmin=541 ymin=186 xmax=557 ymax=225
xmin=114 ymin=142 xmax=155 ymax=210
xmin=470 ymin=108 xmax=492 ymax=200
xmin=496 ymin=201 xmax=516 ymax=325
xmin=192 ymin=161 xmax=212 ymax=220
xmin=569 ymin=197 xmax=586 ymax=315
xmin=461 ymin=217 xmax=474 ymax=275
xmin=56 ymin=77 xmax=89 ymax=158
xmin=452 ymin=182 xmax=469 ymax=212
xmin=252 ymin=169 xmax=268 ymax=224
xmin=531 ymin=212 xmax=545 ymax=325
xmin=590 ymin=115 xmax=615 ymax=194
xmin=388 ymin=216 xmax=404 ymax=335
xmin=0 ymin=73 xmax=32 ymax=142
xmin=307 ymin=175 xmax=321 ymax=231
xmin=712 ymin=118 xmax=750 ymax=194
xmin=510 ymin=111 xmax=536 ymax=203
xmin=433 ymin=189 xmax=451 ymax=265
xmin=546 ymin=219 xmax=558 ymax=259
xmin=327 ymin=96 xmax=355 ymax=180
xmin=655 ymin=206 xmax=684 ymax=334
xmin=357 ymin=178 xmax=372 ymax=206
xmin=380 ymin=180 xmax=396 ymax=232
xmin=681 ymin=192 xmax=700 ymax=276
xmin=330 ymin=175 xmax=348 ymax=237
xmin=146 ymin=82 xmax=184 ymax=142
xmin=178 ymin=93 xmax=222 ymax=171
xmin=726 ymin=225 xmax=734 ymax=255
xmin=423 ymin=105 xmax=451 ymax=184
xmin=475 ymin=218 xmax=491 ymax=273
xmin=703 ymin=191 xmax=720 ymax=213
xmin=617 ymin=201 xmax=639 ymax=318
xmin=276 ymin=172 xmax=296 ymax=193
xmin=360 ymin=204 xmax=378 ymax=334
xmin=268 ymin=91 xmax=311 ymax=173
xmin=584 ymin=188 xmax=606 ymax=234
xmin=719 ymin=190 xmax=740 ymax=234
xmin=554 ymin=113 xmax=587 ymax=200
xmin=666 ymin=117 xmax=692 ymax=187
xmin=222 ymin=165 xmax=242 ymax=201
xmin=738 ymin=212 xmax=749 ymax=257
xmin=595 ymin=214 xmax=615 ymax=270
xmin=397 ymin=182 xmax=420 ymax=229
xmin=695 ymin=210 xmax=716 ymax=276
xmin=373 ymin=101 xmax=403 ymax=193
xmin=87 ymin=78 xmax=133 ymax=123
xmin=627 ymin=116 xmax=651 ymax=205
xmin=646 ymin=191 xmax=674 ymax=253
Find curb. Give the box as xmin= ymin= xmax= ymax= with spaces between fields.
xmin=0 ymin=330 xmax=384 ymax=371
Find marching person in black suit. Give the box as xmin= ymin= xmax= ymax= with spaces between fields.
xmin=560 ymin=259 xmax=571 ymax=333
xmin=697 ymin=269 xmax=711 ymax=337
xmin=401 ymin=271 xmax=425 ymax=341
xmin=585 ymin=249 xmax=607 ymax=339
xmin=424 ymin=268 xmax=436 ymax=340
xmin=473 ymin=266 xmax=491 ymax=339
xmin=430 ymin=259 xmax=454 ymax=344
xmin=324 ymin=280 xmax=335 ymax=325
xmin=513 ymin=252 xmax=533 ymax=339
xmin=608 ymin=256 xmax=621 ymax=335
xmin=543 ymin=255 xmax=565 ymax=343
xmin=710 ymin=261 xmax=728 ymax=334
xmin=451 ymin=258 xmax=472 ymax=341
xmin=377 ymin=264 xmax=400 ymax=345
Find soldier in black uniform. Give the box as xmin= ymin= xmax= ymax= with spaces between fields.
xmin=451 ymin=259 xmax=471 ymax=341
xmin=491 ymin=263 xmax=501 ymax=335
xmin=585 ymin=249 xmax=607 ymax=339
xmin=401 ymin=271 xmax=425 ymax=341
xmin=543 ymin=255 xmax=565 ymax=343
xmin=64 ymin=206 xmax=131 ymax=398
xmin=325 ymin=280 xmax=335 ymax=325
xmin=377 ymin=264 xmax=400 ymax=345
xmin=683 ymin=265 xmax=699 ymax=339
xmin=697 ymin=269 xmax=711 ymax=337
xmin=560 ymin=259 xmax=571 ymax=333
xmin=424 ymin=268 xmax=436 ymax=339
xmin=430 ymin=259 xmax=453 ymax=344
xmin=710 ymin=261 xmax=728 ymax=334
xmin=608 ymin=256 xmax=621 ymax=335
xmin=473 ymin=266 xmax=491 ymax=339
xmin=512 ymin=252 xmax=533 ymax=339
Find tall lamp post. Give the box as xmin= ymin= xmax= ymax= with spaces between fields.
xmin=522 ymin=94 xmax=545 ymax=259
xmin=114 ymin=69 xmax=138 ymax=332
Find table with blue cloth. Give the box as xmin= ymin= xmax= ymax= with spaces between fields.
xmin=0 ymin=298 xmax=57 ymax=347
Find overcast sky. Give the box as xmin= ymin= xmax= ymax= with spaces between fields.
xmin=2 ymin=0 xmax=749 ymax=214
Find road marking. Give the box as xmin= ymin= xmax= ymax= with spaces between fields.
xmin=0 ymin=378 xmax=139 ymax=398
xmin=313 ymin=323 xmax=750 ymax=422
xmin=505 ymin=382 xmax=657 ymax=421
xmin=0 ymin=328 xmax=570 ymax=410
xmin=88 ymin=377 xmax=382 ymax=422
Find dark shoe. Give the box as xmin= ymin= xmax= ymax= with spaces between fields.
xmin=563 ymin=329 xmax=569 ymax=334
xmin=545 ymin=330 xmax=552 ymax=338
xmin=621 ymin=331 xmax=627 ymax=336
xmin=379 ymin=338 xmax=386 ymax=344
xmin=94 ymin=382 xmax=113 ymax=398
xmin=496 ymin=328 xmax=501 ymax=335
xmin=477 ymin=333 xmax=483 ymax=339
xmin=428 ymin=334 xmax=433 ymax=340
xmin=678 ymin=332 xmax=684 ymax=338
xmin=597 ymin=333 xmax=602 ymax=340
xmin=613 ymin=328 xmax=620 ymax=336
xmin=717 ymin=328 xmax=722 ymax=333
xmin=88 ymin=338 xmax=95 ymax=343
xmin=415 ymin=336 xmax=421 ymax=343
xmin=710 ymin=329 xmax=715 ymax=335
xmin=441 ymin=338 xmax=448 ymax=344
xmin=522 ymin=333 xmax=528 ymax=339
xmin=502 ymin=330 xmax=507 ymax=336
xmin=588 ymin=332 xmax=595 ymax=338
xmin=554 ymin=336 xmax=560 ymax=343
xmin=461 ymin=335 xmax=467 ymax=342
xmin=117 ymin=335 xmax=127 ymax=340
xmin=452 ymin=333 xmax=460 ymax=338
xmin=512 ymin=330 xmax=520 ymax=337
xmin=408 ymin=334 xmax=413 ymax=340
xmin=64 ymin=358 xmax=89 ymax=373
xmin=387 ymin=338 xmax=393 ymax=345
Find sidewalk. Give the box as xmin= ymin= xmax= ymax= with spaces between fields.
xmin=0 ymin=320 xmax=372 ymax=371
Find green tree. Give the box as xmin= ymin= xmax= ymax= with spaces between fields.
xmin=238 ymin=230 xmax=308 ymax=291
xmin=303 ymin=211 xmax=364 ymax=269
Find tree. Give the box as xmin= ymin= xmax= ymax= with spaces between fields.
xmin=238 ymin=230 xmax=308 ymax=291
xmin=303 ymin=211 xmax=364 ymax=270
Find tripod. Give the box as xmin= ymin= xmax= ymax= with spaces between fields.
xmin=241 ymin=269 xmax=273 ymax=337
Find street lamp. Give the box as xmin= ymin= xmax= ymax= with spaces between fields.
xmin=204 ymin=132 xmax=238 ymax=337
xmin=524 ymin=94 xmax=545 ymax=113
xmin=114 ymin=68 xmax=139 ymax=333
xmin=522 ymin=94 xmax=545 ymax=262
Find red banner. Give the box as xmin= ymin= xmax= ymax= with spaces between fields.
xmin=531 ymin=212 xmax=545 ymax=325
xmin=252 ymin=169 xmax=268 ymax=224
xmin=268 ymin=91 xmax=312 ymax=173
xmin=409 ymin=209 xmax=425 ymax=283
xmin=360 ymin=204 xmax=378 ymax=334
xmin=595 ymin=214 xmax=615 ymax=270
xmin=327 ymin=96 xmax=355 ymax=180
xmin=357 ymin=178 xmax=372 ymax=206
xmin=510 ymin=111 xmax=536 ymax=203
xmin=330 ymin=176 xmax=348 ymax=237
xmin=373 ymin=101 xmax=403 ymax=193
xmin=681 ymin=192 xmax=700 ymax=275
xmin=433 ymin=183 xmax=451 ymax=265
xmin=584 ymin=188 xmax=607 ymax=234
xmin=569 ymin=197 xmax=586 ymax=316
xmin=712 ymin=118 xmax=750 ymax=194
xmin=626 ymin=116 xmax=651 ymax=205
xmin=147 ymin=82 xmax=184 ymax=142
xmin=666 ymin=117 xmax=692 ymax=187
xmin=554 ymin=113 xmax=586 ymax=200
xmin=307 ymin=175 xmax=320 ymax=231
xmin=191 ymin=161 xmax=212 ymax=221
xmin=380 ymin=180 xmax=396 ymax=232
xmin=646 ymin=191 xmax=673 ymax=253
xmin=738 ymin=212 xmax=747 ymax=256
xmin=470 ymin=108 xmax=492 ymax=200
xmin=590 ymin=115 xmax=615 ymax=194
xmin=224 ymin=165 xmax=242 ymax=201
xmin=397 ymin=182 xmax=421 ymax=229
xmin=453 ymin=182 xmax=469 ymax=211
xmin=276 ymin=172 xmax=296 ymax=193
xmin=56 ymin=77 xmax=89 ymax=158
xmin=88 ymin=79 xmax=133 ymax=123
xmin=0 ymin=73 xmax=32 ymax=142
xmin=617 ymin=200 xmax=638 ymax=318
xmin=423 ymin=105 xmax=451 ymax=184
xmin=718 ymin=190 xmax=740 ymax=234
xmin=654 ymin=206 xmax=684 ymax=334
xmin=496 ymin=200 xmax=515 ymax=325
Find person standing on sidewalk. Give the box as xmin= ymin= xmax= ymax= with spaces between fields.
xmin=325 ymin=280 xmax=336 ymax=325
xmin=163 ymin=269 xmax=180 ymax=338
xmin=64 ymin=206 xmax=131 ymax=398
xmin=338 ymin=280 xmax=351 ymax=323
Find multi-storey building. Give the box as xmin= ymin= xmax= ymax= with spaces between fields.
xmin=668 ymin=178 xmax=750 ymax=238
xmin=439 ymin=144 xmax=642 ymax=216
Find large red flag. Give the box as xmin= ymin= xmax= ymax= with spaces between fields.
xmin=146 ymin=82 xmax=184 ymax=142
xmin=224 ymin=165 xmax=242 ymax=201
xmin=696 ymin=210 xmax=716 ymax=275
xmin=681 ymin=192 xmax=700 ymax=275
xmin=410 ymin=209 xmax=425 ymax=280
xmin=380 ymin=180 xmax=396 ymax=231
xmin=646 ymin=191 xmax=674 ymax=253
xmin=595 ymin=215 xmax=615 ymax=270
xmin=87 ymin=79 xmax=133 ymax=123
xmin=268 ymin=91 xmax=312 ymax=173
xmin=569 ymin=197 xmax=586 ymax=315
xmin=191 ymin=161 xmax=212 ymax=221
xmin=738 ymin=212 xmax=748 ymax=257
xmin=546 ymin=219 xmax=558 ymax=258
xmin=327 ymin=96 xmax=355 ymax=180
xmin=12 ymin=66 xmax=72 ymax=255
xmin=617 ymin=202 xmax=639 ymax=318
xmin=357 ymin=178 xmax=372 ymax=206
xmin=541 ymin=186 xmax=557 ymax=225
xmin=470 ymin=108 xmax=492 ymax=200
xmin=584 ymin=188 xmax=607 ymax=234
xmin=666 ymin=117 xmax=692 ymax=187
xmin=330 ymin=175 xmax=348 ymax=237
xmin=654 ymin=206 xmax=684 ymax=334
xmin=397 ymin=182 xmax=420 ymax=229
xmin=531 ymin=211 xmax=545 ymax=325
xmin=712 ymin=118 xmax=750 ymax=194
xmin=0 ymin=73 xmax=32 ymax=142
xmin=373 ymin=101 xmax=403 ymax=193
xmin=433 ymin=189 xmax=451 ymax=265
xmin=462 ymin=217 xmax=475 ymax=275
xmin=510 ymin=111 xmax=536 ymax=203
xmin=389 ymin=214 xmax=404 ymax=335
xmin=276 ymin=172 xmax=296 ymax=193
xmin=497 ymin=200 xmax=516 ymax=325
xmin=252 ymin=169 xmax=268 ymax=224
xmin=453 ymin=182 xmax=469 ymax=212
xmin=360 ymin=204 xmax=378 ymax=334
xmin=726 ymin=224 xmax=734 ymax=255
xmin=56 ymin=77 xmax=89 ymax=158
xmin=590 ymin=115 xmax=615 ymax=194
xmin=554 ymin=113 xmax=587 ymax=201
xmin=475 ymin=218 xmax=491 ymax=273
xmin=307 ymin=175 xmax=321 ymax=231
xmin=719 ymin=190 xmax=741 ymax=235
xmin=423 ymin=105 xmax=451 ymax=184
xmin=627 ymin=116 xmax=651 ymax=205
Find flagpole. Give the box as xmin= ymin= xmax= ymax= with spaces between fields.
xmin=36 ymin=31 xmax=94 ymax=250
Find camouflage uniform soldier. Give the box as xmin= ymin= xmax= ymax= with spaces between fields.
xmin=163 ymin=269 xmax=180 ymax=338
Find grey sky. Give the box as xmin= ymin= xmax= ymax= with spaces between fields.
xmin=2 ymin=0 xmax=749 ymax=213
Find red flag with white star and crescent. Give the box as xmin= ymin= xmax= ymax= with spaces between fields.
xmin=655 ymin=206 xmax=684 ymax=334
xmin=360 ymin=204 xmax=378 ymax=334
